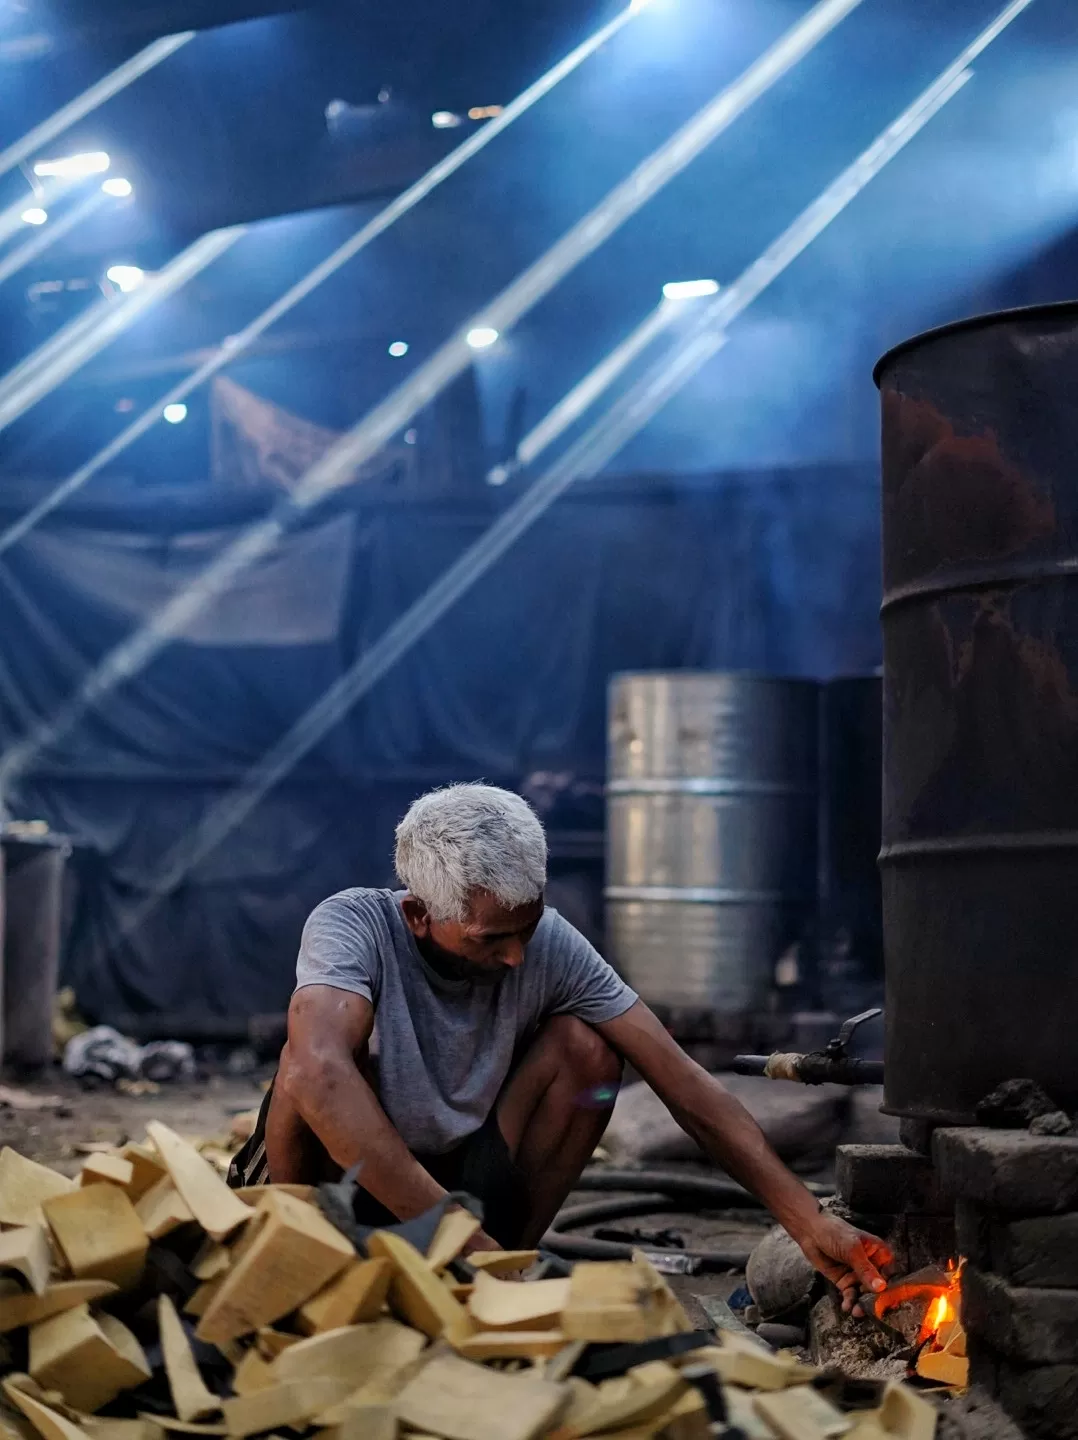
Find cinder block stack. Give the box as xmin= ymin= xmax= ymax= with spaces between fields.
xmin=934 ymin=1128 xmax=1078 ymax=1440
xmin=832 ymin=1143 xmax=956 ymax=1275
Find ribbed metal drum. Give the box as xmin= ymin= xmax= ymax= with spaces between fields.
xmin=877 ymin=303 xmax=1078 ymax=1122
xmin=605 ymin=673 xmax=818 ymax=1013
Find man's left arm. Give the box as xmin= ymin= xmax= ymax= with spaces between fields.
xmin=597 ymin=1000 xmax=892 ymax=1312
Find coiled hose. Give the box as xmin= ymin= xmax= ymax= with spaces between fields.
xmin=542 ymin=1168 xmax=832 ymax=1271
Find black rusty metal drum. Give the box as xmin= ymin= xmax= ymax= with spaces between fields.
xmin=876 ymin=303 xmax=1078 ymax=1123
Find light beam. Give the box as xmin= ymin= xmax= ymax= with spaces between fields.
xmin=0 ymin=190 xmax=109 ymax=290
xmin=488 ymin=0 xmax=1033 ymax=482
xmin=108 ymin=0 xmax=1028 ymax=912
xmin=0 ymin=0 xmax=653 ymax=547
xmin=0 ymin=227 xmax=243 ymax=436
xmin=0 ymin=0 xmax=871 ymax=796
xmin=0 ymin=33 xmax=193 ymax=184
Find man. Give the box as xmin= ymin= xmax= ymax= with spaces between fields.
xmin=231 ymin=783 xmax=890 ymax=1310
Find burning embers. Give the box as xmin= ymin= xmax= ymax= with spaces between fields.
xmin=869 ymin=1260 xmax=968 ymax=1390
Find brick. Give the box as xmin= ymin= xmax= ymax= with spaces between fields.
xmin=934 ymin=1128 xmax=1078 ymax=1214
xmin=835 ymin=1145 xmax=952 ymax=1214
xmin=962 ymin=1268 xmax=1078 ymax=1364
xmin=997 ymin=1363 xmax=1078 ymax=1440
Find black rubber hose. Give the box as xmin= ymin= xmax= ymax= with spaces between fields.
xmin=543 ymin=1168 xmax=780 ymax=1270
xmin=542 ymin=1167 xmax=835 ymax=1267
xmin=544 ymin=1194 xmax=754 ymax=1268
xmin=574 ymin=1167 xmax=833 ymax=1202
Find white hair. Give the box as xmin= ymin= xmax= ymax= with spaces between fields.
xmin=394 ymin=783 xmax=547 ymax=922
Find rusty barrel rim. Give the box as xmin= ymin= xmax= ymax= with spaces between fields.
xmin=873 ymin=299 xmax=1078 ymax=387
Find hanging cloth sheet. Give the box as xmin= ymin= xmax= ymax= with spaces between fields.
xmin=0 ymin=465 xmax=881 ymax=1022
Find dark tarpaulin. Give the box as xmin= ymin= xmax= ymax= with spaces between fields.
xmin=0 ymin=466 xmax=881 ymax=1023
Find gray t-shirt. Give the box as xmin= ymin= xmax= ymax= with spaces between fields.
xmin=295 ymin=887 xmax=637 ymax=1154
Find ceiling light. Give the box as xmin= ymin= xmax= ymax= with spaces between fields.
xmin=662 ymin=278 xmax=720 ymax=300
xmin=431 ymin=111 xmax=462 ymax=129
xmin=33 ymin=150 xmax=110 ymax=179
xmin=106 ymin=264 xmax=144 ymax=292
xmin=20 ymin=207 xmax=47 ymax=226
xmin=468 ymin=106 xmax=503 ymax=120
xmin=102 ymin=177 xmax=133 ymax=197
xmin=163 ymin=403 xmax=187 ymax=424
xmin=466 ymin=326 xmax=499 ymax=350
xmin=388 ymin=340 xmax=409 ymax=357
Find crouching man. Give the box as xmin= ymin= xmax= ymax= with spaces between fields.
xmin=230 ymin=783 xmax=890 ymax=1310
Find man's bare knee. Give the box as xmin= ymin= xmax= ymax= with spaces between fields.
xmin=543 ymin=1015 xmax=622 ymax=1086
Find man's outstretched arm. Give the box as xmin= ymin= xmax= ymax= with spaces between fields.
xmin=597 ymin=1000 xmax=892 ymax=1311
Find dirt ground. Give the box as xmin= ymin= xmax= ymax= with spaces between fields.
xmin=0 ymin=1067 xmax=269 ymax=1173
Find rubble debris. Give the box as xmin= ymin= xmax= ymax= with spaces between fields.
xmin=63 ymin=1029 xmax=195 ymax=1088
xmin=1029 ymin=1111 xmax=1075 ymax=1138
xmin=0 ymin=1134 xmax=955 ymax=1440
xmin=0 ymin=1148 xmax=76 ymax=1225
xmin=80 ymin=1156 xmax=135 ymax=1190
xmin=0 ymin=1086 xmax=67 ymax=1113
xmin=0 ymin=1222 xmax=51 ymax=1294
xmin=158 ymin=1295 xmax=219 ymax=1422
xmin=145 ymin=1124 xmax=250 ymax=1242
xmin=42 ymin=1184 xmax=148 ymax=1289
xmin=974 ymin=1079 xmax=1064 ymax=1132
xmin=28 ymin=1305 xmax=151 ymax=1412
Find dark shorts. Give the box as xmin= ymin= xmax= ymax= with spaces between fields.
xmin=228 ymin=1079 xmax=530 ymax=1248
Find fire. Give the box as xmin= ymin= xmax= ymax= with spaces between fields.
xmin=925 ymin=1293 xmax=952 ymax=1338
xmin=918 ymin=1258 xmax=964 ymax=1350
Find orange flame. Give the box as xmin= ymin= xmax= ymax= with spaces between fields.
xmin=919 ymin=1259 xmax=965 ymax=1349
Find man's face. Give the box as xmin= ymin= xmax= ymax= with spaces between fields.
xmin=402 ymin=889 xmax=544 ymax=983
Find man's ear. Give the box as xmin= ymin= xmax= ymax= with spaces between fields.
xmin=401 ymin=894 xmax=431 ymax=938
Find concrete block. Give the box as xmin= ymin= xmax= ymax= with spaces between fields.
xmin=934 ymin=1128 xmax=1078 ymax=1214
xmin=954 ymin=1200 xmax=993 ymax=1271
xmin=956 ymin=1202 xmax=1078 ymax=1288
xmin=966 ymin=1333 xmax=1000 ymax=1394
xmin=997 ymin=1363 xmax=1078 ymax=1440
xmin=835 ymin=1145 xmax=952 ymax=1214
xmin=962 ymin=1268 xmax=1078 ymax=1364
xmin=996 ymin=1214 xmax=1078 ymax=1290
